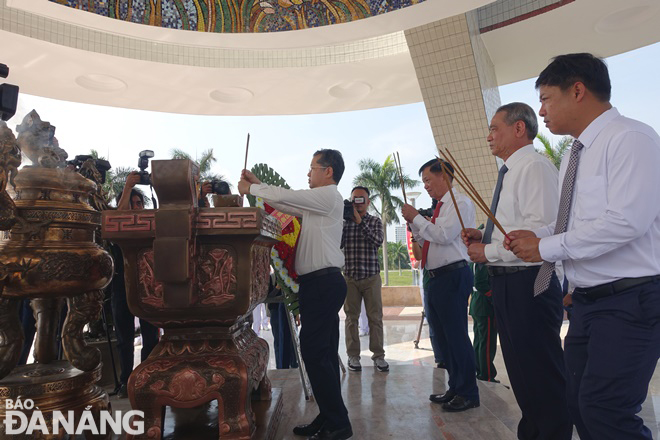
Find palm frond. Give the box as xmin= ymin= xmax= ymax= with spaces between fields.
xmin=197 ymin=148 xmax=217 ymax=174
xmin=170 ymin=149 xmax=191 ymax=160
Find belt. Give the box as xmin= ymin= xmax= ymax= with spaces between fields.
xmin=487 ymin=265 xmax=536 ymax=277
xmin=427 ymin=260 xmax=467 ymax=278
xmin=573 ymin=275 xmax=659 ymax=301
xmin=297 ymin=267 xmax=341 ymax=283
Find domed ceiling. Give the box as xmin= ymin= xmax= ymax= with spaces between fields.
xmin=50 ymin=0 xmax=426 ymax=33
xmin=4 ymin=0 xmax=659 ymax=116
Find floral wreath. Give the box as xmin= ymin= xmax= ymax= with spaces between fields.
xmin=255 ymin=197 xmax=301 ymax=304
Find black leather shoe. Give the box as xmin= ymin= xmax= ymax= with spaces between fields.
xmin=116 ymin=384 xmax=128 ymax=399
xmin=429 ymin=390 xmax=456 ymax=404
xmin=308 ymin=425 xmax=353 ymax=440
xmin=441 ymin=395 xmax=480 ymax=412
xmin=293 ymin=415 xmax=325 ymax=436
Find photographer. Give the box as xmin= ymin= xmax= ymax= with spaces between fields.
xmin=116 ymin=172 xmax=143 ymax=210
xmin=340 ymin=186 xmax=388 ymax=372
xmin=198 ymin=179 xmax=230 ymax=208
xmin=111 ymin=175 xmax=160 ymax=398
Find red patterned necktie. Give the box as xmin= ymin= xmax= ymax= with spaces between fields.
xmin=421 ymin=201 xmax=443 ymax=269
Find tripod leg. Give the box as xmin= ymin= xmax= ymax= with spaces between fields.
xmin=338 ymin=354 xmax=346 ymax=374
xmin=414 ymin=311 xmax=425 ymax=349
xmin=286 ymin=309 xmax=313 ymax=401
xmin=101 ymin=297 xmax=120 ymax=391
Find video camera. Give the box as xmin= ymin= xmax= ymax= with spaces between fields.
xmin=0 ymin=63 xmax=19 ymax=122
xmin=343 ymin=196 xmax=366 ymax=221
xmin=67 ymin=155 xmax=112 ymax=184
xmin=137 ymin=150 xmax=154 ymax=185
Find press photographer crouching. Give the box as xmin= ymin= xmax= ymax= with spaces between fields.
xmin=341 ymin=186 xmax=388 ymax=372
xmin=111 ymin=172 xmax=160 ymax=398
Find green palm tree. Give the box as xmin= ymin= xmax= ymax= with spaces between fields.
xmin=170 ymin=148 xmax=229 ymax=184
xmin=535 ymin=134 xmax=572 ymax=169
xmin=353 ymin=155 xmax=419 ymax=286
xmin=388 ymin=241 xmax=409 ymax=276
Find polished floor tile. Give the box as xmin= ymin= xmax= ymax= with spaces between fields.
xmin=108 ymin=313 xmax=659 ymax=439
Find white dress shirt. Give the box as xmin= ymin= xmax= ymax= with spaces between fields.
xmin=410 ymin=189 xmax=475 ymax=270
xmin=535 ymin=107 xmax=660 ymax=288
xmin=250 ymin=183 xmax=345 ymax=276
xmin=485 ymin=144 xmax=559 ymax=266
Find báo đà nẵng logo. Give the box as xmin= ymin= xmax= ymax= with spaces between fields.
xmin=3 ymin=397 xmax=144 ymax=436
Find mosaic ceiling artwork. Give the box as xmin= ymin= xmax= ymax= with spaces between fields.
xmin=50 ymin=0 xmax=425 ymax=33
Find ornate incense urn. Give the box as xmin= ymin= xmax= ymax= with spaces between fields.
xmin=102 ymin=159 xmax=279 ymax=439
xmin=0 ymin=112 xmax=113 ymax=439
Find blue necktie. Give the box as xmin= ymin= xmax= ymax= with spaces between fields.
xmin=482 ymin=164 xmax=508 ymax=244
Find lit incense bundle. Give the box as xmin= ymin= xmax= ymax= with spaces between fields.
xmin=393 ymin=152 xmax=408 ymax=204
xmin=439 ymin=160 xmax=465 ymax=233
xmin=437 ymin=148 xmax=508 ymax=239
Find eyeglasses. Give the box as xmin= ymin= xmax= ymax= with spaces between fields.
xmin=308 ymin=166 xmax=328 ymax=173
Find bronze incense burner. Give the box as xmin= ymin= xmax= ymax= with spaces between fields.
xmin=0 ymin=112 xmax=113 ymax=439
xmin=102 ymin=159 xmax=279 ymax=439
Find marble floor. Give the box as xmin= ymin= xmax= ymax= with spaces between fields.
xmin=109 ymin=310 xmax=660 ymax=439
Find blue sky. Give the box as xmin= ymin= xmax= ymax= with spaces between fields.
xmin=13 ymin=42 xmax=660 ymax=240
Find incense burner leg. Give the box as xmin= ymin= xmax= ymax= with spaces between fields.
xmin=0 ymin=296 xmax=23 ymax=379
xmin=254 ymin=371 xmax=272 ymax=401
xmin=127 ymin=404 xmax=164 ymax=440
xmin=33 ymin=297 xmax=64 ymax=364
xmin=62 ymin=290 xmax=104 ymax=372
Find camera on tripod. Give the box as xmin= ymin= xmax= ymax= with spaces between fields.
xmin=67 ymin=155 xmax=112 ymax=184
xmin=0 ymin=63 xmax=19 ymax=122
xmin=137 ymin=150 xmax=154 ymax=185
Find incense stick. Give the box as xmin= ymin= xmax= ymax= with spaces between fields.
xmin=440 ymin=161 xmax=465 ymax=232
xmin=394 ymin=152 xmax=408 ymax=204
xmin=243 ymin=133 xmax=251 ymax=171
xmin=437 ymin=151 xmax=509 ymax=238
xmin=436 ymin=153 xmax=490 ymax=215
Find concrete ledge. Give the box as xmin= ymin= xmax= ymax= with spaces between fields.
xmin=381 ymin=286 xmax=422 ymax=307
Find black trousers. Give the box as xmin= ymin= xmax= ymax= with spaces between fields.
xmin=490 ymin=267 xmax=572 ymax=440
xmin=111 ymin=288 xmax=159 ymax=385
xmin=426 ymin=266 xmax=478 ymax=400
xmin=566 ymin=279 xmax=660 ymax=440
xmin=298 ymin=271 xmax=350 ymax=430
xmin=270 ymin=302 xmax=298 ymax=369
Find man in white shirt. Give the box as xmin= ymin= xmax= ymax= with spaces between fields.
xmin=462 ymin=103 xmax=571 ymax=439
xmin=509 ymin=53 xmax=660 ymax=440
xmin=402 ymin=159 xmax=479 ymax=412
xmin=238 ymin=149 xmax=352 ymax=440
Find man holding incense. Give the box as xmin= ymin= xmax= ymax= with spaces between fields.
xmin=401 ymin=159 xmax=479 ymax=412
xmin=238 ymin=149 xmax=352 ymax=440
xmin=509 ymin=53 xmax=660 ymax=440
xmin=462 ymin=102 xmax=570 ymax=439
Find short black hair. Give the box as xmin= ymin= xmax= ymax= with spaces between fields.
xmin=535 ymin=53 xmax=611 ymax=102
xmin=418 ymin=158 xmax=454 ymax=181
xmin=117 ymin=189 xmax=144 ymax=208
xmin=313 ymin=149 xmax=345 ymax=184
xmin=351 ymin=186 xmax=370 ymax=197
